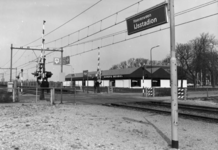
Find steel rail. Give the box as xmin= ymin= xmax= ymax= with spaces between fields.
xmin=106 ymin=103 xmax=218 ymax=122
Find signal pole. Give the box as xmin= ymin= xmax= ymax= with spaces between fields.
xmin=10 ymin=44 xmax=13 ymax=82
xmin=169 ymin=0 xmax=179 ymax=149
xmin=61 ymin=47 xmax=63 ymax=73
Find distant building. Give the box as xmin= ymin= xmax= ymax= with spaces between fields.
xmin=65 ymin=66 xmax=187 ymax=88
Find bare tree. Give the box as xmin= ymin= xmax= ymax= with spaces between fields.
xmin=110 ymin=58 xmax=149 ymax=70
xmin=191 ymin=33 xmax=218 ymax=87
xmin=162 ymin=55 xmax=170 ymax=65
xmin=119 ymin=61 xmax=127 ymax=69
xmin=162 ymin=33 xmax=218 ymax=87
xmin=176 ymin=43 xmax=195 ymax=86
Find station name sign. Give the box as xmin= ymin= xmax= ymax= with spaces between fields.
xmin=126 ymin=3 xmax=168 ymax=35
xmin=104 ymin=75 xmax=123 ymax=78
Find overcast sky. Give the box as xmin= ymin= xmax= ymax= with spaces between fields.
xmin=0 ymin=0 xmax=217 ymax=81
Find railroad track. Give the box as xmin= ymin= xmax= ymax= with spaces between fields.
xmin=22 ymin=88 xmax=76 ymax=95
xmin=105 ymin=102 xmax=218 ymax=122
xmin=135 ymin=101 xmax=218 ymax=113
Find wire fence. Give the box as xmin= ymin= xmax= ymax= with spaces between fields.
xmin=0 ymin=85 xmax=78 ymax=105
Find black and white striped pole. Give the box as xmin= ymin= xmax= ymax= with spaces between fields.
xmin=42 ymin=20 xmax=46 ymax=76
xmin=41 ymin=20 xmax=46 ymax=55
xmin=169 ymin=0 xmax=179 ymax=149
xmin=96 ymin=47 xmax=101 ymax=93
xmin=97 ymin=48 xmax=101 ymax=81
xmin=39 ymin=20 xmax=46 ymax=100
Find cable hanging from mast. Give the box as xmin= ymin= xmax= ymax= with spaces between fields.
xmin=22 ymin=0 xmax=103 ymax=47
xmin=11 ymin=0 xmax=218 ymax=72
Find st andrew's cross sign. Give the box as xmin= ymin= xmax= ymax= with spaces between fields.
xmin=126 ymin=2 xmax=168 ymax=35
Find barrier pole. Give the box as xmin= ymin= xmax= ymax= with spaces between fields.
xmin=60 ymin=85 xmax=63 ymax=104
xmin=207 ymin=88 xmax=208 ymax=98
xmin=74 ymin=86 xmax=76 ymax=104
xmin=13 ymin=87 xmax=15 ymax=102
xmin=142 ymin=73 xmax=145 ymax=97
xmin=87 ymin=75 xmax=89 ymax=93
xmin=36 ymin=86 xmax=38 ymax=103
xmin=50 ymin=88 xmax=54 ymax=105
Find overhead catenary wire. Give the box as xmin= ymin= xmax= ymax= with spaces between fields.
xmin=62 ymin=0 xmax=218 ymax=48
xmin=10 ymin=0 xmax=218 ymax=73
xmin=0 ymin=50 xmax=20 ymax=69
xmin=12 ymin=4 xmax=218 ymax=73
xmin=175 ymin=0 xmax=218 ymax=16
xmin=19 ymin=12 xmax=218 ymax=72
xmin=3 ymin=0 xmax=102 ymax=75
xmin=12 ymin=0 xmax=218 ymax=67
xmin=30 ymin=0 xmax=144 ymax=48
xmin=42 ymin=0 xmax=218 ymax=55
xmin=35 ymin=0 xmax=218 ymax=49
xmin=21 ymin=0 xmax=103 ymax=47
xmin=11 ymin=0 xmax=215 ymax=69
xmin=12 ymin=51 xmax=27 ymax=66
xmin=66 ymin=12 xmax=218 ymax=57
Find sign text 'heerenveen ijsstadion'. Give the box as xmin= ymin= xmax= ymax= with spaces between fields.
xmin=126 ymin=3 xmax=168 ymax=35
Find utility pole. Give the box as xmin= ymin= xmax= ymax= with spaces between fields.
xmin=169 ymin=0 xmax=179 ymax=149
xmin=10 ymin=44 xmax=13 ymax=82
xmin=61 ymin=47 xmax=63 ymax=73
xmin=150 ymin=45 xmax=159 ymax=87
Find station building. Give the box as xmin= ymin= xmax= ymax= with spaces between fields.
xmin=65 ymin=66 xmax=187 ymax=88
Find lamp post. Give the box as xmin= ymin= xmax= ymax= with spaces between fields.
xmin=150 ymin=45 xmax=159 ymax=87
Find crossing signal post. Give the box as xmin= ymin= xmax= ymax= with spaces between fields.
xmin=10 ymin=46 xmax=63 ymax=100
xmin=32 ymin=55 xmax=53 ymax=100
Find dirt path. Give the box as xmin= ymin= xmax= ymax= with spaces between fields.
xmin=0 ymin=102 xmax=218 ymax=150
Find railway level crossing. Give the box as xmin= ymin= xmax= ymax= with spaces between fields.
xmin=10 ymin=45 xmax=63 ymax=99
xmin=7 ymin=0 xmax=179 ymax=149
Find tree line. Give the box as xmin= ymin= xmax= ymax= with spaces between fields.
xmin=109 ymin=58 xmax=169 ymax=70
xmin=110 ymin=33 xmax=218 ymax=87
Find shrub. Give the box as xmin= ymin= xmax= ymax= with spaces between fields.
xmin=0 ymin=90 xmax=13 ymax=103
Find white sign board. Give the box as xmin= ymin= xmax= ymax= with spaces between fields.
xmin=53 ymin=56 xmax=70 ymax=65
xmin=53 ymin=57 xmax=61 ymax=65
xmin=7 ymin=82 xmax=13 ymax=92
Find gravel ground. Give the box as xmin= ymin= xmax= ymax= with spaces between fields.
xmin=0 ymin=102 xmax=218 ymax=150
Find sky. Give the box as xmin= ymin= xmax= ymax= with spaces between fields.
xmin=0 ymin=0 xmax=218 ymax=81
